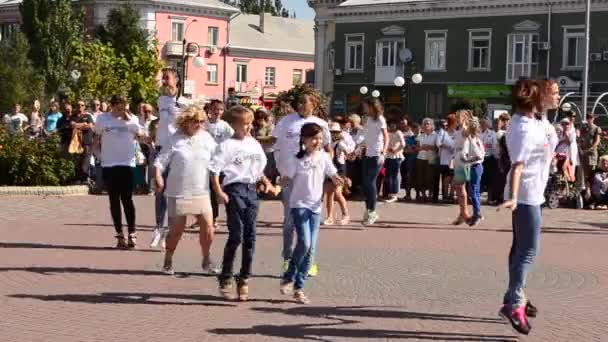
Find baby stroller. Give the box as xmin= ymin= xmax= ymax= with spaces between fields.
xmin=544 ymin=153 xmax=583 ymax=209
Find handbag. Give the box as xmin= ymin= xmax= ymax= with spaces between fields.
xmin=467 ymin=137 xmax=484 ymax=163
xmin=68 ymin=129 xmax=84 ymax=154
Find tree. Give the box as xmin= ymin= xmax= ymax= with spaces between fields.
xmin=0 ymin=32 xmax=44 ymax=112
xmin=20 ymin=0 xmax=84 ymax=95
xmin=221 ymin=0 xmax=291 ymax=16
xmin=95 ymin=2 xmax=149 ymax=57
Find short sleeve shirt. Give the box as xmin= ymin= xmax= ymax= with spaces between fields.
xmin=285 ymin=151 xmax=337 ymax=213
xmin=362 ymin=116 xmax=387 ymax=157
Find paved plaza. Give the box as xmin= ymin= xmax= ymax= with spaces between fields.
xmin=1 ymin=195 xmax=607 ymax=341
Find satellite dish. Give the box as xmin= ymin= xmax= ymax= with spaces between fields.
xmin=398 ymin=48 xmax=413 ymax=63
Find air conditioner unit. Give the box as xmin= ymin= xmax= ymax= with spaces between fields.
xmin=557 ymin=76 xmax=581 ymax=89
xmin=208 ymin=46 xmax=218 ymax=54
xmin=590 ymin=52 xmax=602 ymax=62
xmin=538 ymin=42 xmax=550 ymax=50
xmin=334 ymin=68 xmax=342 ymax=76
xmin=603 ymin=51 xmax=608 ymax=61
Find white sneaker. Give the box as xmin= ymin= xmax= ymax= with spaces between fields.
xmin=150 ymin=229 xmax=163 ymax=248
xmin=365 ymin=211 xmax=379 ymax=225
xmin=385 ymin=196 xmax=398 ymax=204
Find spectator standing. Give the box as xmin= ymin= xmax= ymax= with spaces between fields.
xmin=579 ymin=113 xmax=602 ymax=200
xmin=45 ymin=102 xmax=63 ymax=134
xmin=4 ymin=103 xmax=28 ymax=135
xmin=480 ymin=118 xmax=498 ymax=204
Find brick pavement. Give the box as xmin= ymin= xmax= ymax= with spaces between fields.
xmin=0 ymin=195 xmax=607 ymax=342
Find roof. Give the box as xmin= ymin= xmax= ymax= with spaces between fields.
xmin=229 ymin=13 xmax=314 ymax=56
xmin=339 ymin=0 xmax=464 ymax=7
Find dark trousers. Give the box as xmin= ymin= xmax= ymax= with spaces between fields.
xmin=346 ymin=158 xmax=363 ymax=196
xmin=362 ymin=156 xmax=382 ymax=211
xmin=77 ymin=145 xmax=92 ymax=182
xmin=383 ymin=158 xmax=402 ymax=196
xmin=220 ymin=183 xmax=258 ymax=282
xmin=481 ymin=156 xmax=497 ymax=200
xmin=432 ymin=163 xmax=440 ymax=202
xmin=103 ymin=166 xmax=136 ymax=235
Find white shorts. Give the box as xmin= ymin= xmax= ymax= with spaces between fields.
xmin=168 ymin=195 xmax=212 ymax=218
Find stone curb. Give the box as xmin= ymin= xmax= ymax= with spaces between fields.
xmin=0 ymin=185 xmax=90 ymax=196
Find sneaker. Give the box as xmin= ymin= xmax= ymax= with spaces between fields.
xmin=308 ymin=263 xmax=319 ymax=277
xmin=526 ymin=300 xmax=538 ymax=318
xmin=339 ymin=215 xmax=350 ymax=225
xmin=149 ymin=229 xmax=163 ymax=248
xmin=282 ymin=259 xmax=290 ymax=273
xmin=365 ymin=211 xmax=379 ymax=225
xmin=468 ymin=216 xmax=481 ymax=227
xmin=202 ymin=257 xmax=220 ymax=275
xmin=294 ymin=290 xmax=310 ymax=304
xmin=162 ymin=257 xmax=174 ymax=275
xmin=219 ymin=278 xmax=235 ymax=300
xmin=499 ymin=305 xmax=531 ymax=335
xmin=280 ymin=279 xmax=294 ymax=295
xmin=115 ymin=235 xmax=128 ymax=249
xmin=127 ymin=233 xmax=137 ymax=249
xmin=323 ymin=218 xmax=334 ymax=226
xmin=385 ymin=196 xmax=398 ymax=204
xmin=237 ymin=279 xmax=249 ymax=301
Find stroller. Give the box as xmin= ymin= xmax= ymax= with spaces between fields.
xmin=544 ymin=153 xmax=583 ymax=209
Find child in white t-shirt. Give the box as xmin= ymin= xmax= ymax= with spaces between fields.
xmin=209 ymin=105 xmax=277 ymax=301
xmin=279 ymin=122 xmax=344 ymax=304
xmin=323 ymin=122 xmax=352 ymax=226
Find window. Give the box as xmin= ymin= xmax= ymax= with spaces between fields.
xmin=468 ymin=29 xmax=492 ymax=71
xmin=171 ymin=21 xmax=184 ymax=41
xmin=563 ymin=26 xmax=585 ymax=69
xmin=425 ymin=30 xmax=447 ymax=71
xmin=292 ymin=69 xmax=303 ymax=86
xmin=207 ymin=64 xmax=218 ymax=84
xmin=265 ymin=67 xmax=276 ymax=86
xmin=208 ymin=27 xmax=219 ymax=46
xmin=506 ymin=33 xmax=539 ymax=83
xmin=236 ymin=64 xmax=248 ymax=83
xmin=345 ymin=33 xmax=364 ymax=72
xmin=376 ymin=39 xmax=405 ymax=67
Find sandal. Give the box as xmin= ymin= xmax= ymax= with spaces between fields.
xmin=452 ymin=215 xmax=470 ymax=226
xmin=115 ymin=234 xmax=127 ymax=249
xmin=323 ymin=219 xmax=334 ymax=226
xmin=237 ymin=279 xmax=249 ymax=302
xmin=294 ymin=290 xmax=310 ymax=304
xmin=339 ymin=215 xmax=350 ymax=225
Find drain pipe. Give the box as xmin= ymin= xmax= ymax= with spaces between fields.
xmin=546 ymin=1 xmax=552 ymax=78
xmin=224 ymin=11 xmax=241 ymax=101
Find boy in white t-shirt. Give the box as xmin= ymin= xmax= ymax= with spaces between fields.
xmin=210 ymin=105 xmax=277 ymax=301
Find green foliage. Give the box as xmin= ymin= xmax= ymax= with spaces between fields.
xmin=0 ymin=32 xmax=44 ymax=112
xmin=273 ymin=84 xmax=328 ymax=119
xmin=0 ymin=128 xmax=74 ymax=186
xmin=450 ymin=98 xmax=488 ymax=118
xmin=94 ymin=2 xmax=149 ymax=57
xmin=221 ymin=0 xmax=288 ymax=16
xmin=20 ymin=0 xmax=84 ymax=95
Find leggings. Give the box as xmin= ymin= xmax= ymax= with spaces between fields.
xmin=103 ymin=166 xmax=136 ymax=235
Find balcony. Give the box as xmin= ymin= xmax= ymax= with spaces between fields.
xmin=164 ymin=41 xmax=199 ymax=58
xmin=375 ymin=65 xmax=404 ymax=86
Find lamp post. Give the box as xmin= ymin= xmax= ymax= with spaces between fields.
xmin=180 ymin=19 xmax=205 ymax=97
xmin=394 ymin=70 xmax=423 ymax=114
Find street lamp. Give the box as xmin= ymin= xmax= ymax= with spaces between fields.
xmin=394 ymin=68 xmax=423 ymax=114
xmin=180 ymin=19 xmax=205 ymax=97
xmin=371 ymin=90 xmax=380 ymax=98
xmin=359 ymin=86 xmax=368 ymax=95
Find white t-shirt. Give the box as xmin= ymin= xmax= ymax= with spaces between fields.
xmin=156 ymin=95 xmax=188 ymax=148
xmin=206 ymin=119 xmax=234 ymax=144
xmin=556 ymin=127 xmax=579 ymax=167
xmin=386 ymin=130 xmax=405 ymax=159
xmin=462 ymin=136 xmax=485 ymax=165
xmin=438 ymin=129 xmax=456 ymax=166
xmin=480 ymin=129 xmax=497 ymax=158
xmin=416 ymin=132 xmax=438 ymax=162
xmin=272 ymin=112 xmax=331 ymax=176
xmin=94 ymin=113 xmax=141 ymax=168
xmin=285 ymin=151 xmax=337 ymax=213
xmin=154 ymin=131 xmax=217 ymax=198
xmin=362 ymin=116 xmax=387 ymax=157
xmin=331 ymin=140 xmax=351 ymax=165
xmin=342 ymin=131 xmax=356 ymax=153
xmin=504 ymin=114 xmax=550 ymax=206
xmin=208 ymin=136 xmax=267 ymax=186
xmin=4 ymin=113 xmax=29 ymax=134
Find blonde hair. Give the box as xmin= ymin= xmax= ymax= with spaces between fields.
xmin=600 ymin=155 xmax=608 ymax=164
xmin=226 ymin=105 xmax=253 ymax=126
xmin=176 ymin=105 xmax=208 ymax=135
xmin=467 ymin=116 xmax=481 ymax=137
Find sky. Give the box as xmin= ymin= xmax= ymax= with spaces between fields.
xmin=284 ymin=0 xmax=315 ymax=20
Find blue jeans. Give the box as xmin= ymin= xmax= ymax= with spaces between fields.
xmin=283 ymin=208 xmax=321 ymax=290
xmin=154 ymin=168 xmax=170 ymax=229
xmin=281 ymin=181 xmax=295 ymax=260
xmin=220 ymin=183 xmax=258 ymax=282
xmin=383 ymin=158 xmax=402 ymax=196
xmin=469 ymin=163 xmax=483 ymax=218
xmin=503 ymin=204 xmax=542 ymax=307
xmin=362 ymin=156 xmax=382 ymax=211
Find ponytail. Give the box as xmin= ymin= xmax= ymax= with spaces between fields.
xmin=296 ymin=137 xmax=306 ymax=159
xmin=296 ymin=122 xmax=324 ymax=159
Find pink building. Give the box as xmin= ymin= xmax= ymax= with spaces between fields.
xmin=0 ymin=0 xmax=315 ymax=104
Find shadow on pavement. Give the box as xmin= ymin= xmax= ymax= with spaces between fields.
xmin=63 ymin=223 xmax=284 ymax=236
xmin=9 ymin=292 xmax=293 ymax=306
xmin=0 ymin=266 xmax=280 ymax=280
xmin=253 ymin=306 xmax=504 ymax=325
xmin=0 ymin=242 xmax=158 ymax=252
xmin=209 ymin=321 xmax=516 ymax=341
